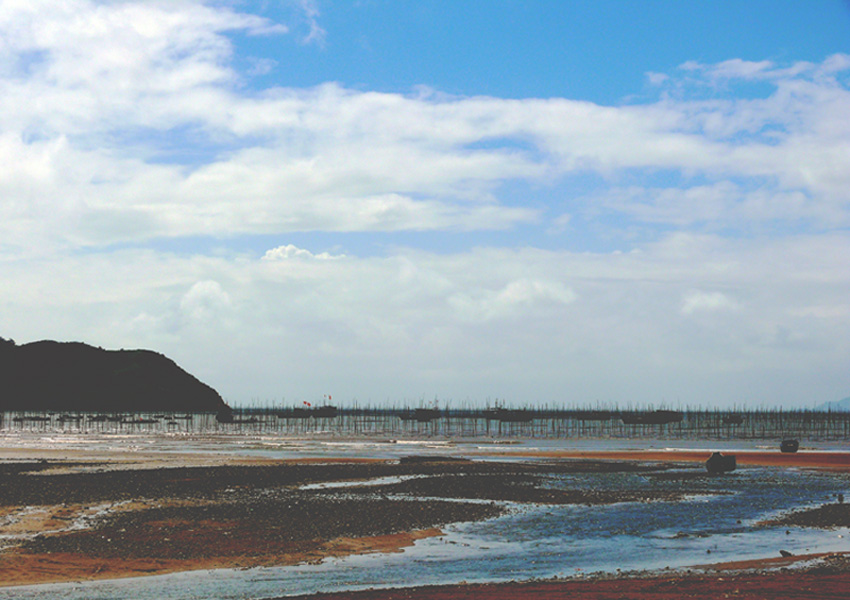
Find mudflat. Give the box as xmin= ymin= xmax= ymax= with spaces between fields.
xmin=0 ymin=455 xmax=694 ymax=586
xmin=0 ymin=447 xmax=848 ymax=595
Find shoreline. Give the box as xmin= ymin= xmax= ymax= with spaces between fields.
xmin=1 ymin=448 xmax=848 ymax=592
xmin=3 ymin=445 xmax=848 ymax=471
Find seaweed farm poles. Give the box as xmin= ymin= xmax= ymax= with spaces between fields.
xmin=3 ymin=406 xmax=850 ymax=440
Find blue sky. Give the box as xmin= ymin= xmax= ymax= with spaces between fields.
xmin=1 ymin=1 xmax=849 ymax=409
xmin=239 ymin=1 xmax=849 ymax=101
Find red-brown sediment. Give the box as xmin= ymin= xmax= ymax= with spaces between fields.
xmin=481 ymin=449 xmax=850 ymax=471
xmin=0 ymin=529 xmax=443 ymax=587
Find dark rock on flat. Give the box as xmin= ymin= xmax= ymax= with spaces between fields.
xmin=781 ymin=439 xmax=800 ymax=453
xmin=705 ymin=452 xmax=737 ymax=474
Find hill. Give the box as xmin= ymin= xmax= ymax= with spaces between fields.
xmin=0 ymin=338 xmax=229 ymax=413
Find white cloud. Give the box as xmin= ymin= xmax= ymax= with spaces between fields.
xmin=449 ymin=278 xmax=577 ymax=322
xmin=681 ymin=290 xmax=739 ymax=315
xmin=1 ymin=1 xmax=847 ymax=248
xmin=646 ymin=72 xmax=669 ymax=86
xmin=0 ymin=0 xmax=283 ymax=135
xmin=593 ymin=182 xmax=827 ymax=228
xmin=263 ymin=244 xmax=345 ymax=261
xmin=296 ymin=0 xmax=326 ymax=46
xmin=706 ymin=59 xmax=775 ymax=80
xmin=2 ymin=234 xmax=848 ymax=406
xmin=180 ymin=280 xmax=231 ymax=322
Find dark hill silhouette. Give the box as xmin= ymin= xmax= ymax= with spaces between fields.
xmin=0 ymin=337 xmax=228 ymax=413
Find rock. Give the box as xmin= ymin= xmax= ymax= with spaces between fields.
xmin=705 ymin=452 xmax=736 ymax=474
xmin=780 ymin=439 xmax=799 ymax=453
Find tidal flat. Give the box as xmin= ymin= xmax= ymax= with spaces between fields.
xmin=0 ymin=438 xmax=848 ymax=599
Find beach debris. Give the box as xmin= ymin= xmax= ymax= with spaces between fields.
xmin=780 ymin=439 xmax=799 ymax=453
xmin=780 ymin=549 xmax=794 ymax=557
xmin=705 ymin=452 xmax=736 ymax=474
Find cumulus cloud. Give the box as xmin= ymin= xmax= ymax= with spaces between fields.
xmin=180 ymin=280 xmax=231 ymax=322
xmin=263 ymin=244 xmax=345 ymax=261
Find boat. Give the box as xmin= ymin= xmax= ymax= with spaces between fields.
xmin=620 ymin=410 xmax=683 ymax=425
xmin=571 ymin=410 xmax=614 ymax=421
xmin=277 ymin=408 xmax=311 ymax=419
xmin=215 ymin=408 xmax=258 ymax=424
xmin=400 ymin=408 xmax=441 ymax=422
xmin=311 ymin=405 xmax=338 ymax=419
xmin=483 ymin=408 xmax=534 ymax=423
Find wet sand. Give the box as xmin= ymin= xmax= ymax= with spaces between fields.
xmin=1 ymin=447 xmax=848 ymax=595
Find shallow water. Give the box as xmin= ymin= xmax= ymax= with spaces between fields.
xmin=2 ymin=460 xmax=849 ymax=600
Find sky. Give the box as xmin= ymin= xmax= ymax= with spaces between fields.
xmin=1 ymin=1 xmax=849 ymax=410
